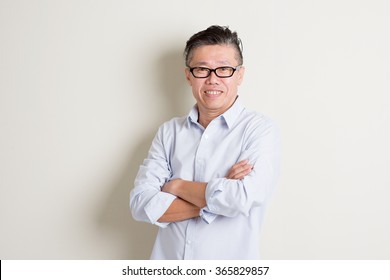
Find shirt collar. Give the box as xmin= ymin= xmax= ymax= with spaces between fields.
xmin=221 ymin=96 xmax=245 ymax=128
xmin=188 ymin=105 xmax=199 ymax=125
xmin=187 ymin=96 xmax=245 ymax=129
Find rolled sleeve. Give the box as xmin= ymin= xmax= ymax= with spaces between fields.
xmin=144 ymin=191 xmax=177 ymax=228
xmin=130 ymin=186 xmax=177 ymax=228
xmin=204 ymin=117 xmax=280 ymax=218
xmin=130 ymin=124 xmax=175 ymax=228
xmin=205 ymin=179 xmax=224 ymax=214
xmin=199 ymin=206 xmax=218 ymax=224
xmin=205 ymin=178 xmax=251 ymax=217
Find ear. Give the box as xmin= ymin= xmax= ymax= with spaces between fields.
xmin=237 ymin=66 xmax=245 ymax=85
xmin=184 ymin=68 xmax=192 ymax=86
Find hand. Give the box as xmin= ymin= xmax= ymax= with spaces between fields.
xmin=225 ymin=160 xmax=253 ymax=180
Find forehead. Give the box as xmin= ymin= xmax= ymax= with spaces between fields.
xmin=190 ymin=44 xmax=239 ymax=66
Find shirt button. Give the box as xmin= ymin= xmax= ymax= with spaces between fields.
xmin=186 ymin=240 xmax=192 ymax=245
xmin=204 ymin=134 xmax=209 ymax=140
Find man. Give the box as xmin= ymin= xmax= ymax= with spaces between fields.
xmin=130 ymin=25 xmax=280 ymax=259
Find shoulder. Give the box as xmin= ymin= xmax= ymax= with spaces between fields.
xmin=156 ymin=115 xmax=189 ymax=137
xmin=241 ymin=108 xmax=278 ymax=133
xmin=159 ymin=115 xmax=188 ymax=129
xmin=235 ymin=108 xmax=280 ymax=149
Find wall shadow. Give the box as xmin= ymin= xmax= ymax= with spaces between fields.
xmin=97 ymin=47 xmax=192 ymax=259
xmin=97 ymin=134 xmax=157 ymax=259
xmin=156 ymin=48 xmax=194 ymax=119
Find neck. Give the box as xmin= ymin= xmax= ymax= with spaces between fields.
xmin=197 ymin=96 xmax=238 ymax=128
xmin=198 ymin=112 xmax=218 ymax=128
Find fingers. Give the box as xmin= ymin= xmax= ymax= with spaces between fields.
xmin=226 ymin=160 xmax=253 ymax=180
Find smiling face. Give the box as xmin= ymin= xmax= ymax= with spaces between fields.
xmin=185 ymin=44 xmax=245 ymax=126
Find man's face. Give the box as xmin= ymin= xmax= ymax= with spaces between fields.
xmin=185 ymin=44 xmax=245 ymax=118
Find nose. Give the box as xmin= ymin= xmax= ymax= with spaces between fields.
xmin=206 ymin=70 xmax=219 ymax=84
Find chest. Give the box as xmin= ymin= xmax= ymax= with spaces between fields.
xmin=167 ymin=122 xmax=246 ymax=181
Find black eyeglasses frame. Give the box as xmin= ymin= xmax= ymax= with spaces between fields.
xmin=188 ymin=65 xmax=242 ymax=78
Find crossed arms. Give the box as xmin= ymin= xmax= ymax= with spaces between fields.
xmin=157 ymin=160 xmax=253 ymax=223
xmin=130 ymin=116 xmax=280 ymax=227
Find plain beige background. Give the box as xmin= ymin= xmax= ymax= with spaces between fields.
xmin=0 ymin=0 xmax=389 ymax=259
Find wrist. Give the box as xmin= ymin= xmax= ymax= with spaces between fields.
xmin=164 ymin=178 xmax=184 ymax=196
xmin=172 ymin=179 xmax=185 ymax=196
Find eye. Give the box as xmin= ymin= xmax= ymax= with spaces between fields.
xmin=216 ymin=67 xmax=234 ymax=76
xmin=219 ymin=67 xmax=231 ymax=71
xmin=196 ymin=67 xmax=210 ymax=73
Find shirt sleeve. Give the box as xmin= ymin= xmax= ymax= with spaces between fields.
xmin=199 ymin=206 xmax=218 ymax=224
xmin=204 ymin=116 xmax=280 ymax=218
xmin=130 ymin=124 xmax=176 ymax=228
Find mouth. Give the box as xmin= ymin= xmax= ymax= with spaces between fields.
xmin=204 ymin=90 xmax=223 ymax=96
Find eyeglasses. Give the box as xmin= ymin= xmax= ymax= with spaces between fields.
xmin=188 ymin=66 xmax=241 ymax=78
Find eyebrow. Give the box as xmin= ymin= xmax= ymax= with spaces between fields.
xmin=191 ymin=61 xmax=233 ymax=67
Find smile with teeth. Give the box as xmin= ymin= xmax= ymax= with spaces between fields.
xmin=205 ymin=90 xmax=222 ymax=95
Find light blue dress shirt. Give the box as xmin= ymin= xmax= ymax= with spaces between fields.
xmin=130 ymin=97 xmax=280 ymax=259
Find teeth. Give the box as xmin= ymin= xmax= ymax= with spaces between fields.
xmin=205 ymin=91 xmax=222 ymax=95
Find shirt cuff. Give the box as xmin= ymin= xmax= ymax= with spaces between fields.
xmin=205 ymin=178 xmax=224 ymax=214
xmin=199 ymin=206 xmax=218 ymax=224
xmin=144 ymin=191 xmax=177 ymax=228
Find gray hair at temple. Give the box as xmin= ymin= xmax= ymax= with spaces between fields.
xmin=184 ymin=25 xmax=244 ymax=67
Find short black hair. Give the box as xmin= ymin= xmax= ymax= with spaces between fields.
xmin=184 ymin=25 xmax=243 ymax=67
